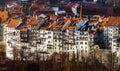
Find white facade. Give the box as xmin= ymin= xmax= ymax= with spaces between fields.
xmin=74 ymin=31 xmax=90 ymax=60
xmin=53 ymin=30 xmax=62 ymax=53
xmin=62 ymin=29 xmax=75 ymax=60
xmin=37 ymin=30 xmax=54 ymax=54
xmin=6 ymin=27 xmax=20 ymax=59
xmin=104 ymin=26 xmax=120 ymax=53
xmin=28 ymin=25 xmax=38 ymax=46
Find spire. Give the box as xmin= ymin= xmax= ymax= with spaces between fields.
xmin=80 ymin=3 xmax=82 ymax=19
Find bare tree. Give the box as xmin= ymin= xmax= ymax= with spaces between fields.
xmin=0 ymin=42 xmax=6 ymax=63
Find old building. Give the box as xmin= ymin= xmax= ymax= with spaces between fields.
xmin=62 ymin=18 xmax=79 ymax=60
xmin=37 ymin=19 xmax=54 ymax=60
xmin=74 ymin=31 xmax=90 ymax=60
xmin=26 ymin=16 xmax=39 ymax=47
xmin=6 ymin=18 xmax=21 ymax=59
xmin=104 ymin=17 xmax=120 ymax=53
xmin=74 ymin=18 xmax=89 ymax=60
xmin=52 ymin=18 xmax=64 ymax=53
xmin=0 ymin=11 xmax=8 ymax=41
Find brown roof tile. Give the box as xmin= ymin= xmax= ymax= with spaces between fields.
xmin=104 ymin=16 xmax=120 ymax=27
xmin=7 ymin=19 xmax=20 ymax=28
xmin=27 ymin=16 xmax=40 ymax=26
xmin=0 ymin=11 xmax=8 ymax=22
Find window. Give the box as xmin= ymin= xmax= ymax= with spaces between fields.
xmin=48 ymin=32 xmax=51 ymax=34
xmin=48 ymin=36 xmax=51 ymax=38
xmin=81 ymin=46 xmax=83 ymax=48
xmin=85 ymin=42 xmax=87 ymax=45
xmin=77 ymin=32 xmax=79 ymax=34
xmin=59 ymin=47 xmax=61 ymax=50
xmin=76 ymin=37 xmax=78 ymax=40
xmin=48 ymin=41 xmax=50 ymax=43
xmin=116 ymin=48 xmax=119 ymax=50
xmin=81 ymin=50 xmax=83 ymax=53
xmin=85 ymin=37 xmax=88 ymax=40
xmin=80 ymin=37 xmax=82 ymax=40
xmin=75 ymin=42 xmax=78 ymax=45
xmin=67 ymin=47 xmax=69 ymax=50
xmin=76 ymin=46 xmax=77 ymax=49
xmin=55 ymin=40 xmax=57 ymax=42
xmin=13 ymin=32 xmax=16 ymax=36
xmin=43 ymin=35 xmax=45 ymax=37
xmin=80 ymin=42 xmax=83 ymax=44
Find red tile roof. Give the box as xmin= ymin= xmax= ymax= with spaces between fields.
xmin=50 ymin=15 xmax=58 ymax=19
xmin=0 ymin=11 xmax=8 ymax=22
xmin=26 ymin=16 xmax=40 ymax=26
xmin=7 ymin=19 xmax=20 ymax=28
xmin=8 ymin=5 xmax=24 ymax=16
xmin=104 ymin=16 xmax=120 ymax=26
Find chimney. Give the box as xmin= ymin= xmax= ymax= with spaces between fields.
xmin=80 ymin=4 xmax=82 ymax=19
xmin=35 ymin=15 xmax=38 ymax=19
xmin=33 ymin=14 xmax=35 ymax=18
xmin=55 ymin=11 xmax=58 ymax=15
xmin=94 ymin=0 xmax=98 ymax=3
